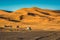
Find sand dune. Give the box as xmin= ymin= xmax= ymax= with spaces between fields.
xmin=0 ymin=7 xmax=60 ymax=32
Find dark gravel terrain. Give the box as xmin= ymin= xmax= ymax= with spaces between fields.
xmin=0 ymin=31 xmax=60 ymax=40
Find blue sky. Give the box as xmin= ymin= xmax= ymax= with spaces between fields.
xmin=0 ymin=0 xmax=60 ymax=11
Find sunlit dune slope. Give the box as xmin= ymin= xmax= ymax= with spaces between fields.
xmin=0 ymin=7 xmax=60 ymax=31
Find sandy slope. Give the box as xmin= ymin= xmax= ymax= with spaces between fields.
xmin=0 ymin=7 xmax=60 ymax=31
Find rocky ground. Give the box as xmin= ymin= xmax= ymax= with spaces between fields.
xmin=0 ymin=31 xmax=60 ymax=40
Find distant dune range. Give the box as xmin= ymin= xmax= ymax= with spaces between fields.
xmin=0 ymin=7 xmax=60 ymax=31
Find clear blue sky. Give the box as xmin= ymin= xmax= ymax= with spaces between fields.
xmin=0 ymin=0 xmax=60 ymax=11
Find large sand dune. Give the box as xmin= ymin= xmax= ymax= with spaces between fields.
xmin=0 ymin=7 xmax=60 ymax=31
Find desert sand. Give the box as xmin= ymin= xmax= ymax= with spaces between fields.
xmin=0 ymin=7 xmax=60 ymax=31
xmin=0 ymin=7 xmax=60 ymax=40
